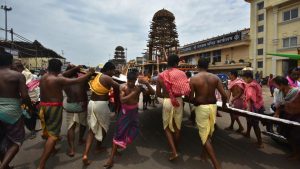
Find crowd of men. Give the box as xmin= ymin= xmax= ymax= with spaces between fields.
xmin=0 ymin=50 xmax=300 ymax=169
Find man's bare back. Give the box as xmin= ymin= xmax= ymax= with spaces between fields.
xmin=190 ymin=72 xmax=226 ymax=106
xmin=0 ymin=68 xmax=27 ymax=99
xmin=40 ymin=74 xmax=65 ymax=102
xmin=64 ymin=81 xmax=88 ymax=103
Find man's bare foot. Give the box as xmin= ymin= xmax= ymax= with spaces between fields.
xmin=94 ymin=146 xmax=107 ymax=154
xmin=82 ymin=156 xmax=92 ymax=166
xmin=104 ymin=159 xmax=114 ymax=169
xmin=168 ymin=153 xmax=179 ymax=161
xmin=67 ymin=149 xmax=75 ymax=157
xmin=236 ymin=127 xmax=244 ymax=133
xmin=78 ymin=139 xmax=86 ymax=146
xmin=256 ymin=142 xmax=264 ymax=149
xmin=224 ymin=126 xmax=233 ymax=131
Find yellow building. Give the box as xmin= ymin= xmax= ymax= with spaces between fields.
xmin=246 ymin=0 xmax=300 ymax=76
xmin=179 ymin=29 xmax=251 ymax=73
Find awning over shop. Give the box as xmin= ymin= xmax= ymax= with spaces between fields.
xmin=267 ymin=53 xmax=300 ymax=60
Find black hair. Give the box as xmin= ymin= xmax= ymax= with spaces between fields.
xmin=65 ymin=64 xmax=78 ymax=77
xmin=127 ymin=71 xmax=138 ymax=81
xmin=128 ymin=68 xmax=138 ymax=73
xmin=273 ymin=76 xmax=289 ymax=86
xmin=230 ymin=70 xmax=238 ymax=77
xmin=185 ymin=71 xmax=192 ymax=78
xmin=197 ymin=58 xmax=209 ymax=70
xmin=167 ymin=54 xmax=179 ymax=67
xmin=242 ymin=70 xmax=253 ymax=79
xmin=101 ymin=62 xmax=116 ymax=73
xmin=288 ymin=67 xmax=300 ymax=75
xmin=48 ymin=59 xmax=63 ymax=73
xmin=0 ymin=51 xmax=13 ymax=66
xmin=65 ymin=65 xmax=73 ymax=71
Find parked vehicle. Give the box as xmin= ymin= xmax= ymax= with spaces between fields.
xmin=216 ymin=73 xmax=229 ymax=90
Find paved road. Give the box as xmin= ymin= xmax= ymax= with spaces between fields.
xmin=11 ymin=86 xmax=300 ymax=169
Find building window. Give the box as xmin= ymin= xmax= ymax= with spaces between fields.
xmin=257 ymin=38 xmax=264 ymax=44
xmin=257 ymin=25 xmax=264 ymax=32
xmin=212 ymin=50 xmax=221 ymax=63
xmin=257 ymin=49 xmax=264 ymax=55
xmin=187 ymin=58 xmax=193 ymax=64
xmin=200 ymin=52 xmax=211 ymax=63
xmin=283 ymin=37 xmax=298 ymax=48
xmin=258 ymin=14 xmax=264 ymax=21
xmin=291 ymin=37 xmax=298 ymax=47
xmin=257 ymin=2 xmax=264 ymax=10
xmin=283 ymin=8 xmax=299 ymax=21
xmin=257 ymin=61 xmax=263 ymax=68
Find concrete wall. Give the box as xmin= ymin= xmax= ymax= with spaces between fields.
xmin=21 ymin=57 xmax=66 ymax=70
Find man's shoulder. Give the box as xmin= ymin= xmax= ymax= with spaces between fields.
xmin=3 ymin=69 xmax=23 ymax=78
xmin=41 ymin=74 xmax=60 ymax=82
xmin=190 ymin=74 xmax=202 ymax=82
xmin=101 ymin=74 xmax=112 ymax=80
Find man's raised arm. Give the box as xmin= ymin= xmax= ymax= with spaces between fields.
xmin=217 ymin=79 xmax=228 ymax=109
xmin=59 ymin=68 xmax=94 ymax=86
xmin=61 ymin=65 xmax=81 ymax=78
xmin=156 ymin=78 xmax=163 ymax=98
xmin=18 ymin=74 xmax=34 ymax=114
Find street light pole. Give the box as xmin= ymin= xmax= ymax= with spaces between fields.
xmin=1 ymin=5 xmax=12 ymax=41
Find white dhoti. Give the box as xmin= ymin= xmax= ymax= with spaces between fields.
xmin=66 ymin=112 xmax=87 ymax=130
xmin=87 ymin=100 xmax=111 ymax=141
xmin=64 ymin=101 xmax=87 ymax=130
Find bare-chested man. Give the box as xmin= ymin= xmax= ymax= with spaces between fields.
xmin=0 ymin=51 xmax=33 ymax=169
xmin=37 ymin=59 xmax=94 ymax=169
xmin=156 ymin=54 xmax=190 ymax=161
xmin=273 ymin=76 xmax=300 ymax=160
xmin=189 ymin=59 xmax=228 ymax=169
xmin=225 ymin=70 xmax=245 ymax=132
xmin=104 ymin=71 xmax=154 ymax=168
xmin=63 ymin=65 xmax=89 ymax=157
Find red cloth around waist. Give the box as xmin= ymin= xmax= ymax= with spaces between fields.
xmin=121 ymin=104 xmax=138 ymax=110
xmin=40 ymin=102 xmax=63 ymax=106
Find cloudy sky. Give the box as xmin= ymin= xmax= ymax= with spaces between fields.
xmin=0 ymin=0 xmax=250 ymax=66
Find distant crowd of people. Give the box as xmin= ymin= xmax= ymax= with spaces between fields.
xmin=0 ymin=50 xmax=300 ymax=169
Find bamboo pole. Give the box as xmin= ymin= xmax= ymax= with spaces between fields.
xmin=216 ymin=101 xmax=300 ymax=127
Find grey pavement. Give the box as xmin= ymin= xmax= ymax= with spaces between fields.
xmin=11 ymin=86 xmax=300 ymax=169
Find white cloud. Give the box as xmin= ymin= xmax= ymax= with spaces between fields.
xmin=0 ymin=0 xmax=250 ymax=65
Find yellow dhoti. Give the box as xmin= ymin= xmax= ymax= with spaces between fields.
xmin=162 ymin=98 xmax=183 ymax=132
xmin=195 ymin=104 xmax=217 ymax=145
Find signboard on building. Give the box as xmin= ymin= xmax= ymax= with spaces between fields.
xmin=180 ymin=31 xmax=242 ymax=53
